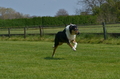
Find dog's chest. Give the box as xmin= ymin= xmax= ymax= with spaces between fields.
xmin=66 ymin=33 xmax=76 ymax=41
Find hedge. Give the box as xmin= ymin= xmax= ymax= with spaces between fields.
xmin=0 ymin=15 xmax=97 ymax=28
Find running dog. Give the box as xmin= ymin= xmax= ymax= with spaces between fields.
xmin=52 ymin=24 xmax=80 ymax=57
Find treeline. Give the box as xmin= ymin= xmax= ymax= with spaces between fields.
xmin=0 ymin=15 xmax=97 ymax=28
xmin=0 ymin=7 xmax=30 ymax=19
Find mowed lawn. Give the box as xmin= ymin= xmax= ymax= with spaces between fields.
xmin=0 ymin=41 xmax=120 ymax=79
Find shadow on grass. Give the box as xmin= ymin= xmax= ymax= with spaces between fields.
xmin=44 ymin=57 xmax=65 ymax=60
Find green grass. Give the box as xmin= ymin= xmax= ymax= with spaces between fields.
xmin=0 ymin=34 xmax=120 ymax=45
xmin=0 ymin=41 xmax=120 ymax=79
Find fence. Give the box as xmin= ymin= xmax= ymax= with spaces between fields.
xmin=0 ymin=26 xmax=44 ymax=38
xmin=0 ymin=23 xmax=120 ymax=39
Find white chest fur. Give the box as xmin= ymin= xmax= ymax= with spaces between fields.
xmin=65 ymin=25 xmax=76 ymax=41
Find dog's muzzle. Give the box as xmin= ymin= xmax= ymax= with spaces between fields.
xmin=74 ymin=29 xmax=80 ymax=35
xmin=75 ymin=29 xmax=80 ymax=35
xmin=76 ymin=32 xmax=80 ymax=35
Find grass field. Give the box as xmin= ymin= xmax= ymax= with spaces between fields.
xmin=0 ymin=41 xmax=120 ymax=79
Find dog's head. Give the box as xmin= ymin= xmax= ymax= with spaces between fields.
xmin=69 ymin=24 xmax=80 ymax=35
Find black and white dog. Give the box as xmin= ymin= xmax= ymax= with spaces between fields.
xmin=52 ymin=24 xmax=80 ymax=57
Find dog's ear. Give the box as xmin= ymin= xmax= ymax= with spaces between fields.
xmin=69 ymin=25 xmax=72 ymax=28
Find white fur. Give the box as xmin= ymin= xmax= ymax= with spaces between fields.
xmin=65 ymin=24 xmax=78 ymax=51
xmin=73 ymin=42 xmax=77 ymax=48
xmin=72 ymin=47 xmax=76 ymax=51
xmin=72 ymin=42 xmax=77 ymax=51
xmin=65 ymin=25 xmax=76 ymax=41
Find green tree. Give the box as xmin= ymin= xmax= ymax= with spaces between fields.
xmin=78 ymin=0 xmax=120 ymax=23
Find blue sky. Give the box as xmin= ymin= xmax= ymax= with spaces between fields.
xmin=0 ymin=0 xmax=82 ymax=16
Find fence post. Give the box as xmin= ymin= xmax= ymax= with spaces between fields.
xmin=102 ymin=22 xmax=107 ymax=40
xmin=39 ymin=26 xmax=42 ymax=37
xmin=24 ymin=27 xmax=26 ymax=38
xmin=8 ymin=28 xmax=10 ymax=38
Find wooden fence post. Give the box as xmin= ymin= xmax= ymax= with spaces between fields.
xmin=39 ymin=26 xmax=42 ymax=37
xmin=102 ymin=22 xmax=107 ymax=40
xmin=24 ymin=27 xmax=26 ymax=38
xmin=8 ymin=28 xmax=10 ymax=38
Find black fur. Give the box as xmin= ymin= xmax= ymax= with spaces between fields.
xmin=52 ymin=24 xmax=79 ymax=57
xmin=54 ymin=30 xmax=69 ymax=47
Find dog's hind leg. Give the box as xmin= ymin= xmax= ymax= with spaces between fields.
xmin=52 ymin=42 xmax=63 ymax=57
xmin=52 ymin=45 xmax=58 ymax=57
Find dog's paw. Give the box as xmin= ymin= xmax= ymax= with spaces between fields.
xmin=72 ymin=47 xmax=76 ymax=51
xmin=73 ymin=42 xmax=77 ymax=49
xmin=73 ymin=45 xmax=77 ymax=49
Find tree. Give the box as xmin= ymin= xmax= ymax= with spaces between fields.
xmin=77 ymin=0 xmax=120 ymax=23
xmin=55 ymin=9 xmax=69 ymax=16
xmin=0 ymin=7 xmax=30 ymax=19
xmin=77 ymin=0 xmax=106 ymax=13
xmin=114 ymin=1 xmax=120 ymax=17
xmin=93 ymin=0 xmax=120 ymax=23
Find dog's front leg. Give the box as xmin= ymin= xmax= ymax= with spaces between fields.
xmin=73 ymin=42 xmax=77 ymax=49
xmin=70 ymin=40 xmax=77 ymax=51
xmin=67 ymin=43 xmax=76 ymax=51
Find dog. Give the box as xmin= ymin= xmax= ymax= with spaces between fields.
xmin=52 ymin=24 xmax=80 ymax=57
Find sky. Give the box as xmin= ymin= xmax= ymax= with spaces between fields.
xmin=0 ymin=0 xmax=82 ymax=17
